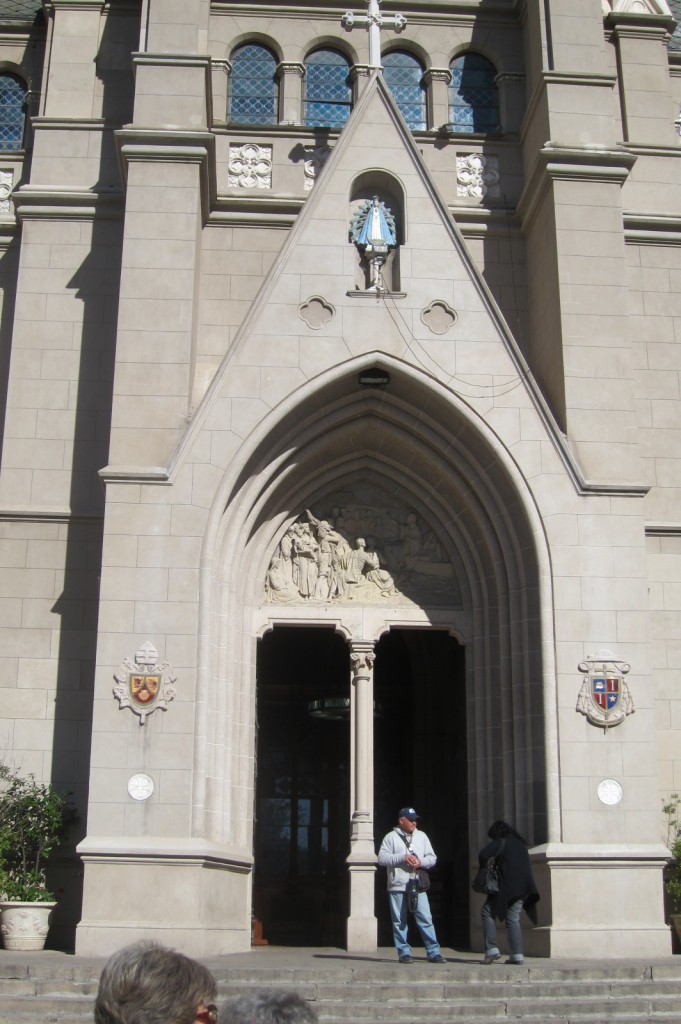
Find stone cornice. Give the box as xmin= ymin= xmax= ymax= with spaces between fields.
xmin=99 ymin=465 xmax=171 ymax=485
xmin=77 ymin=835 xmax=253 ymax=869
xmin=624 ymin=142 xmax=680 ymax=156
xmin=30 ymin=116 xmax=111 ymax=132
xmin=115 ymin=127 xmax=216 ymax=222
xmin=518 ymin=144 xmax=637 ymax=235
xmin=43 ymin=0 xmax=105 ymax=10
xmin=646 ymin=521 xmax=681 ymax=535
xmin=0 ymin=221 xmax=18 ymax=243
xmin=12 ymin=185 xmax=122 ymax=221
xmin=208 ymin=193 xmax=303 ymax=228
xmin=211 ymin=1 xmax=519 ymax=22
xmin=217 ymin=123 xmax=343 ymax=141
xmin=531 ymin=843 xmax=669 ymax=864
xmin=606 ymin=10 xmax=676 ymax=37
xmin=624 ymin=212 xmax=681 ymax=244
xmin=132 ymin=52 xmax=211 ymax=69
xmin=0 ymin=507 xmax=103 ymax=523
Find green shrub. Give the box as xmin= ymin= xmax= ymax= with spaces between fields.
xmin=663 ymin=793 xmax=681 ymax=916
xmin=0 ymin=762 xmax=76 ymax=903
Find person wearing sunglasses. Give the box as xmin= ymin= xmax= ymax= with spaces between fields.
xmin=94 ymin=940 xmax=218 ymax=1024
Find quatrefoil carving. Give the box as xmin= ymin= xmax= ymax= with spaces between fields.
xmin=298 ymin=296 xmax=335 ymax=330
xmin=421 ymin=300 xmax=457 ymax=335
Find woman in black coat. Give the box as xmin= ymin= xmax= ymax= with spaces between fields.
xmin=478 ymin=820 xmax=539 ymax=965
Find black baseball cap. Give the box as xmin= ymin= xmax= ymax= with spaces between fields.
xmin=398 ymin=807 xmax=420 ymax=821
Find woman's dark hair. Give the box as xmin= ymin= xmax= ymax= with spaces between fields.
xmin=488 ymin=819 xmax=527 ymax=843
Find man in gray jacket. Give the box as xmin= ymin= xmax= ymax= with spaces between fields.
xmin=377 ymin=807 xmax=447 ymax=964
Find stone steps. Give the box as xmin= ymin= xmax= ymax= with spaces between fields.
xmin=1 ymin=953 xmax=680 ymax=1024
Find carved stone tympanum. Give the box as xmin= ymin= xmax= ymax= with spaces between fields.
xmin=264 ymin=493 xmax=461 ymax=607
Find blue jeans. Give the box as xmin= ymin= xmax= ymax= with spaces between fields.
xmin=481 ymin=897 xmax=524 ymax=962
xmin=388 ymin=889 xmax=441 ymax=959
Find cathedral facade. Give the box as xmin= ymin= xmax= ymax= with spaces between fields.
xmin=1 ymin=0 xmax=681 ymax=958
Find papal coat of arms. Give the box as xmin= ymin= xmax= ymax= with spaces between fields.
xmin=114 ymin=641 xmax=177 ymax=724
xmin=576 ymin=649 xmax=635 ymax=728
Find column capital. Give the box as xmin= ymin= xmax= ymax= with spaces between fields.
xmin=350 ymin=64 xmax=372 ymax=82
xmin=350 ymin=641 xmax=375 ymax=677
xmin=277 ymin=62 xmax=305 ymax=80
xmin=423 ymin=67 xmax=452 ymax=86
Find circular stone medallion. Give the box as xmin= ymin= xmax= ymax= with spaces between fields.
xmin=597 ymin=779 xmax=623 ymax=806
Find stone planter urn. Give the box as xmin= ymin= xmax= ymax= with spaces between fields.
xmin=0 ymin=901 xmax=56 ymax=950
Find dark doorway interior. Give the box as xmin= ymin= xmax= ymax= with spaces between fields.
xmin=254 ymin=625 xmax=468 ymax=948
xmin=373 ymin=628 xmax=468 ymax=949
xmin=254 ymin=626 xmax=350 ymax=946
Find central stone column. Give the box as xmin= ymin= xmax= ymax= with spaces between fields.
xmin=346 ymin=640 xmax=378 ymax=951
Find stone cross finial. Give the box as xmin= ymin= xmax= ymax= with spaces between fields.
xmin=342 ymin=0 xmax=407 ymax=69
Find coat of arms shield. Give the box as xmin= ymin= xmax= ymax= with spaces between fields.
xmin=576 ymin=650 xmax=634 ymax=728
xmin=114 ymin=642 xmax=177 ymax=724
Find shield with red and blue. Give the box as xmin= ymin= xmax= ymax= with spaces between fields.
xmin=591 ymin=675 xmax=620 ymax=713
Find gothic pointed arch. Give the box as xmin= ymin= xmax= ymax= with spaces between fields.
xmin=192 ymin=356 xmax=559 ymax=864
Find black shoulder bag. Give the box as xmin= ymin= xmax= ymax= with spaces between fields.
xmin=472 ymin=838 xmax=505 ymax=895
xmin=397 ymin=832 xmax=430 ymax=891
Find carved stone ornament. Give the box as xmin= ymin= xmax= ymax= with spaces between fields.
xmin=602 ymin=0 xmax=672 ymax=14
xmin=264 ymin=493 xmax=461 ymax=608
xmin=576 ymin=649 xmax=635 ymax=728
xmin=457 ymin=154 xmax=500 ymax=199
xmin=421 ymin=300 xmax=457 ymax=335
xmin=304 ymin=145 xmax=332 ymax=191
xmin=113 ymin=641 xmax=177 ymax=725
xmin=0 ymin=170 xmax=13 ymax=213
xmin=298 ymin=295 xmax=335 ymax=329
xmin=228 ymin=144 xmax=272 ymax=189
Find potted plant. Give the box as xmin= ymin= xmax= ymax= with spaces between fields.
xmin=0 ymin=762 xmax=75 ymax=950
xmin=663 ymin=793 xmax=681 ymax=948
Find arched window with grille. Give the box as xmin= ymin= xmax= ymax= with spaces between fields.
xmin=448 ymin=53 xmax=499 ymax=134
xmin=0 ymin=73 xmax=27 ymax=150
xmin=304 ymin=49 xmax=352 ymax=129
xmin=383 ymin=51 xmax=426 ymax=131
xmin=230 ymin=43 xmax=278 ymax=126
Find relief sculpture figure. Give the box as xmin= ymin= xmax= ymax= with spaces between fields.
xmin=345 ymin=537 xmax=398 ymax=598
xmin=264 ymin=510 xmax=400 ymax=603
xmin=263 ymin=504 xmax=460 ymax=605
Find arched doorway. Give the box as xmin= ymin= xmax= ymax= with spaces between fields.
xmin=199 ymin=356 xmax=554 ymax=952
xmin=253 ymin=623 xmax=468 ymax=948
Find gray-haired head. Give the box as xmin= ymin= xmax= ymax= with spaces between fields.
xmin=220 ymin=990 xmax=318 ymax=1024
xmin=94 ymin=940 xmax=217 ymax=1024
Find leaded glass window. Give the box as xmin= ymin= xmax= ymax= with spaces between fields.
xmin=0 ymin=74 xmax=26 ymax=150
xmin=383 ymin=51 xmax=425 ymax=131
xmin=449 ymin=53 xmax=499 ymax=134
xmin=304 ymin=49 xmax=352 ymax=129
xmin=230 ymin=44 xmax=277 ymax=126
